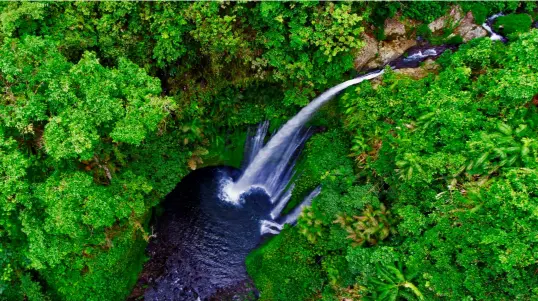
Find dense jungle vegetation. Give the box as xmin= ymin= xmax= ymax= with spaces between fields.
xmin=1 ymin=1 xmax=537 ymax=300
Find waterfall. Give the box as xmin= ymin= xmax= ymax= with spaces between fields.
xmin=222 ymin=69 xmax=385 ymax=204
xmin=221 ymin=10 xmax=507 ymax=213
xmin=242 ymin=120 xmax=269 ymax=168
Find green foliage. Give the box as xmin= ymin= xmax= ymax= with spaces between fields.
xmin=416 ymin=24 xmax=432 ymax=40
xmin=399 ymin=1 xmax=448 ymax=23
xmin=466 ymin=122 xmax=538 ymax=175
xmin=464 ymin=3 xmax=489 ymax=24
xmin=0 ymin=2 xmax=371 ymax=298
xmin=0 ymin=35 xmax=187 ymax=300
xmin=446 ymin=34 xmax=463 ymax=45
xmin=333 ymin=204 xmax=397 ymax=247
xmin=251 ymin=2 xmax=366 ymax=106
xmin=460 ymin=2 xmax=521 ymax=25
xmin=251 ymin=153 xmax=389 ymax=300
xmin=249 ymin=23 xmax=538 ymax=301
xmin=1 ymin=1 xmax=536 ymax=300
xmin=338 ymin=31 xmax=538 ymax=300
xmin=366 ymin=262 xmax=423 ymax=301
xmin=246 ymin=229 xmax=324 ymax=301
xmin=286 ymin=129 xmax=354 ymax=213
xmin=0 ymin=2 xmax=368 ymax=109
xmin=0 ymin=2 xmax=46 ymax=38
xmin=494 ymin=13 xmax=533 ymax=36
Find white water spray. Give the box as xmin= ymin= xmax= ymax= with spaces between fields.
xmin=403 ymin=49 xmax=438 ymax=62
xmin=482 ymin=13 xmax=506 ymax=42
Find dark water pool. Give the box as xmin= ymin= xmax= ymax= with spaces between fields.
xmin=144 ymin=167 xmax=272 ymax=301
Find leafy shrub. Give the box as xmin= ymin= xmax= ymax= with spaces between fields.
xmin=338 ymin=31 xmax=538 ymax=300
xmin=399 ymin=1 xmax=448 ymax=23
xmin=494 ymin=13 xmax=533 ymax=36
xmin=246 ymin=229 xmax=324 ymax=301
xmin=286 ymin=129 xmax=354 ymax=213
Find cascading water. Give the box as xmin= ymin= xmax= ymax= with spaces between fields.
xmin=221 ymin=12 xmax=509 ymax=213
xmin=222 ymin=69 xmax=385 ymax=205
xmin=142 ymin=70 xmax=387 ymax=300
xmin=241 ymin=120 xmax=269 ymax=168
xmin=482 ymin=13 xmax=507 ymax=42
xmin=281 ymin=186 xmax=321 ymax=225
xmin=139 ymin=19 xmax=507 ymax=300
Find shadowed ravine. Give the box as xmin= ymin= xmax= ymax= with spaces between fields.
xmin=138 ymin=17 xmax=506 ymax=301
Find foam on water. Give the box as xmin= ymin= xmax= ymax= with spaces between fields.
xmin=482 ymin=13 xmax=507 ymax=42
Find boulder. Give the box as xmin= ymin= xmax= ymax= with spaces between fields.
xmin=365 ymin=38 xmax=417 ymax=70
xmin=428 ymin=5 xmax=486 ymax=41
xmin=384 ymin=17 xmax=406 ymax=39
xmin=355 ymin=18 xmax=419 ymax=71
xmin=354 ymin=33 xmax=378 ymax=71
xmin=428 ymin=5 xmax=464 ymax=33
xmin=454 ymin=11 xmax=487 ymax=42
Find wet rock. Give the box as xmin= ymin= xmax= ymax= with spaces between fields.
xmin=390 ymin=44 xmax=454 ymax=69
xmin=365 ymin=38 xmax=417 ymax=70
xmin=429 ymin=5 xmax=464 ymax=33
xmin=354 ymin=4 xmax=487 ymax=72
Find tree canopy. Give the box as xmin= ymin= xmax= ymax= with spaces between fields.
xmin=0 ymin=1 xmax=537 ymax=300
